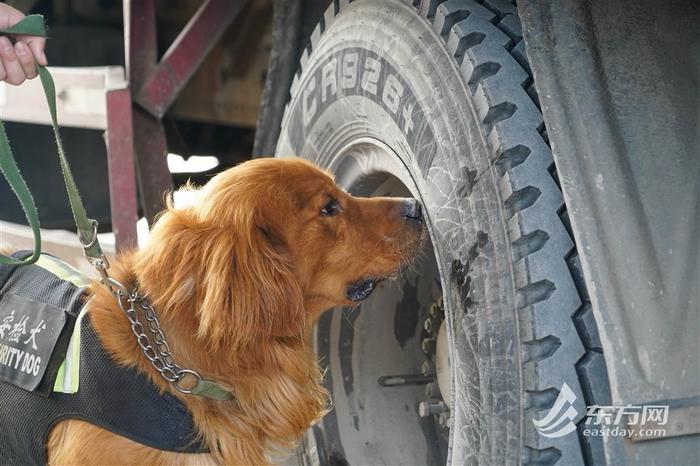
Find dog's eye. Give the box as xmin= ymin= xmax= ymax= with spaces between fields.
xmin=321 ymin=199 xmax=341 ymax=216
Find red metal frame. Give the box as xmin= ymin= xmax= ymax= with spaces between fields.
xmin=135 ymin=0 xmax=248 ymax=119
xmin=120 ymin=0 xmax=246 ymax=229
xmin=124 ymin=0 xmax=171 ymax=226
xmin=105 ymin=88 xmax=139 ymax=250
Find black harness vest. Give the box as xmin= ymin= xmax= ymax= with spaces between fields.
xmin=0 ymin=252 xmax=206 ymax=466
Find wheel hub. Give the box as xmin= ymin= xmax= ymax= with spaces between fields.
xmin=435 ymin=320 xmax=452 ymax=409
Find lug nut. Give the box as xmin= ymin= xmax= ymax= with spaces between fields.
xmin=418 ymin=399 xmax=448 ymax=417
xmin=421 ymin=361 xmax=434 ymax=376
xmin=425 ymin=382 xmax=439 ymax=397
xmin=424 ymin=317 xmax=438 ymax=333
xmin=430 ymin=299 xmax=445 ymax=319
xmin=421 ymin=337 xmax=436 ymax=355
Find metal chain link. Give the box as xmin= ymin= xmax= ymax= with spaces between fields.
xmin=113 ymin=286 xmax=202 ymax=391
xmin=86 ymin=253 xmax=226 ymax=397
xmin=138 ymin=295 xmax=183 ymax=374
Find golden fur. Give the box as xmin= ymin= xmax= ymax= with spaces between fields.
xmin=40 ymin=157 xmax=424 ymax=465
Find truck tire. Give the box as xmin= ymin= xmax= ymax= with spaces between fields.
xmin=276 ymin=1 xmax=611 ymax=465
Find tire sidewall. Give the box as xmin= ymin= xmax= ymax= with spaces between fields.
xmin=277 ymin=1 xmax=522 ymax=464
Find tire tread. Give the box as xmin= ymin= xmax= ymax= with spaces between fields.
xmin=416 ymin=1 xmax=610 ymax=465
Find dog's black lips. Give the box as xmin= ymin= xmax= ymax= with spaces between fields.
xmin=346 ymin=278 xmax=379 ymax=302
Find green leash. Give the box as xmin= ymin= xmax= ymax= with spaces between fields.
xmin=0 ymin=16 xmax=232 ymax=401
xmin=0 ymin=14 xmax=103 ymax=266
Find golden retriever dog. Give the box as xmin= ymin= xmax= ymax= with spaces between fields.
xmin=43 ymin=157 xmax=425 ymax=465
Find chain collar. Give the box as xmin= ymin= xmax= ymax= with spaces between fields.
xmin=90 ymin=256 xmax=232 ymax=401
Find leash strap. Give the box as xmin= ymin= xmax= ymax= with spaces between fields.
xmin=0 ymin=15 xmax=103 ymax=265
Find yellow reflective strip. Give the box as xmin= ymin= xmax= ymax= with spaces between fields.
xmin=34 ymin=254 xmax=91 ymax=393
xmin=35 ymin=255 xmax=70 ymax=279
xmin=52 ymin=300 xmax=90 ymax=394
xmin=53 ymin=358 xmax=66 ymax=390
xmin=35 ymin=254 xmax=91 ymax=288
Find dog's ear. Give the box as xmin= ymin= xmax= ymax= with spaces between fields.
xmin=136 ymin=204 xmax=305 ymax=349
xmin=196 ymin=210 xmax=305 ymax=347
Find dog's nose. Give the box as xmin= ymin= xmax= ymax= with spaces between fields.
xmin=403 ymin=199 xmax=423 ymax=222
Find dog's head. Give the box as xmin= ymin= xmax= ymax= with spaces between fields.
xmin=136 ymin=158 xmax=425 ymax=347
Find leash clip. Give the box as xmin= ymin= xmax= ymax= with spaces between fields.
xmin=78 ymin=221 xmax=125 ymax=294
xmin=83 ymin=248 xmax=115 ymax=292
xmin=78 ymin=221 xmax=99 ymax=250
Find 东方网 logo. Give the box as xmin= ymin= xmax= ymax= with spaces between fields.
xmin=532 ymin=382 xmax=578 ymax=438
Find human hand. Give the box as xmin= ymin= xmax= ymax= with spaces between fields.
xmin=0 ymin=3 xmax=47 ymax=85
